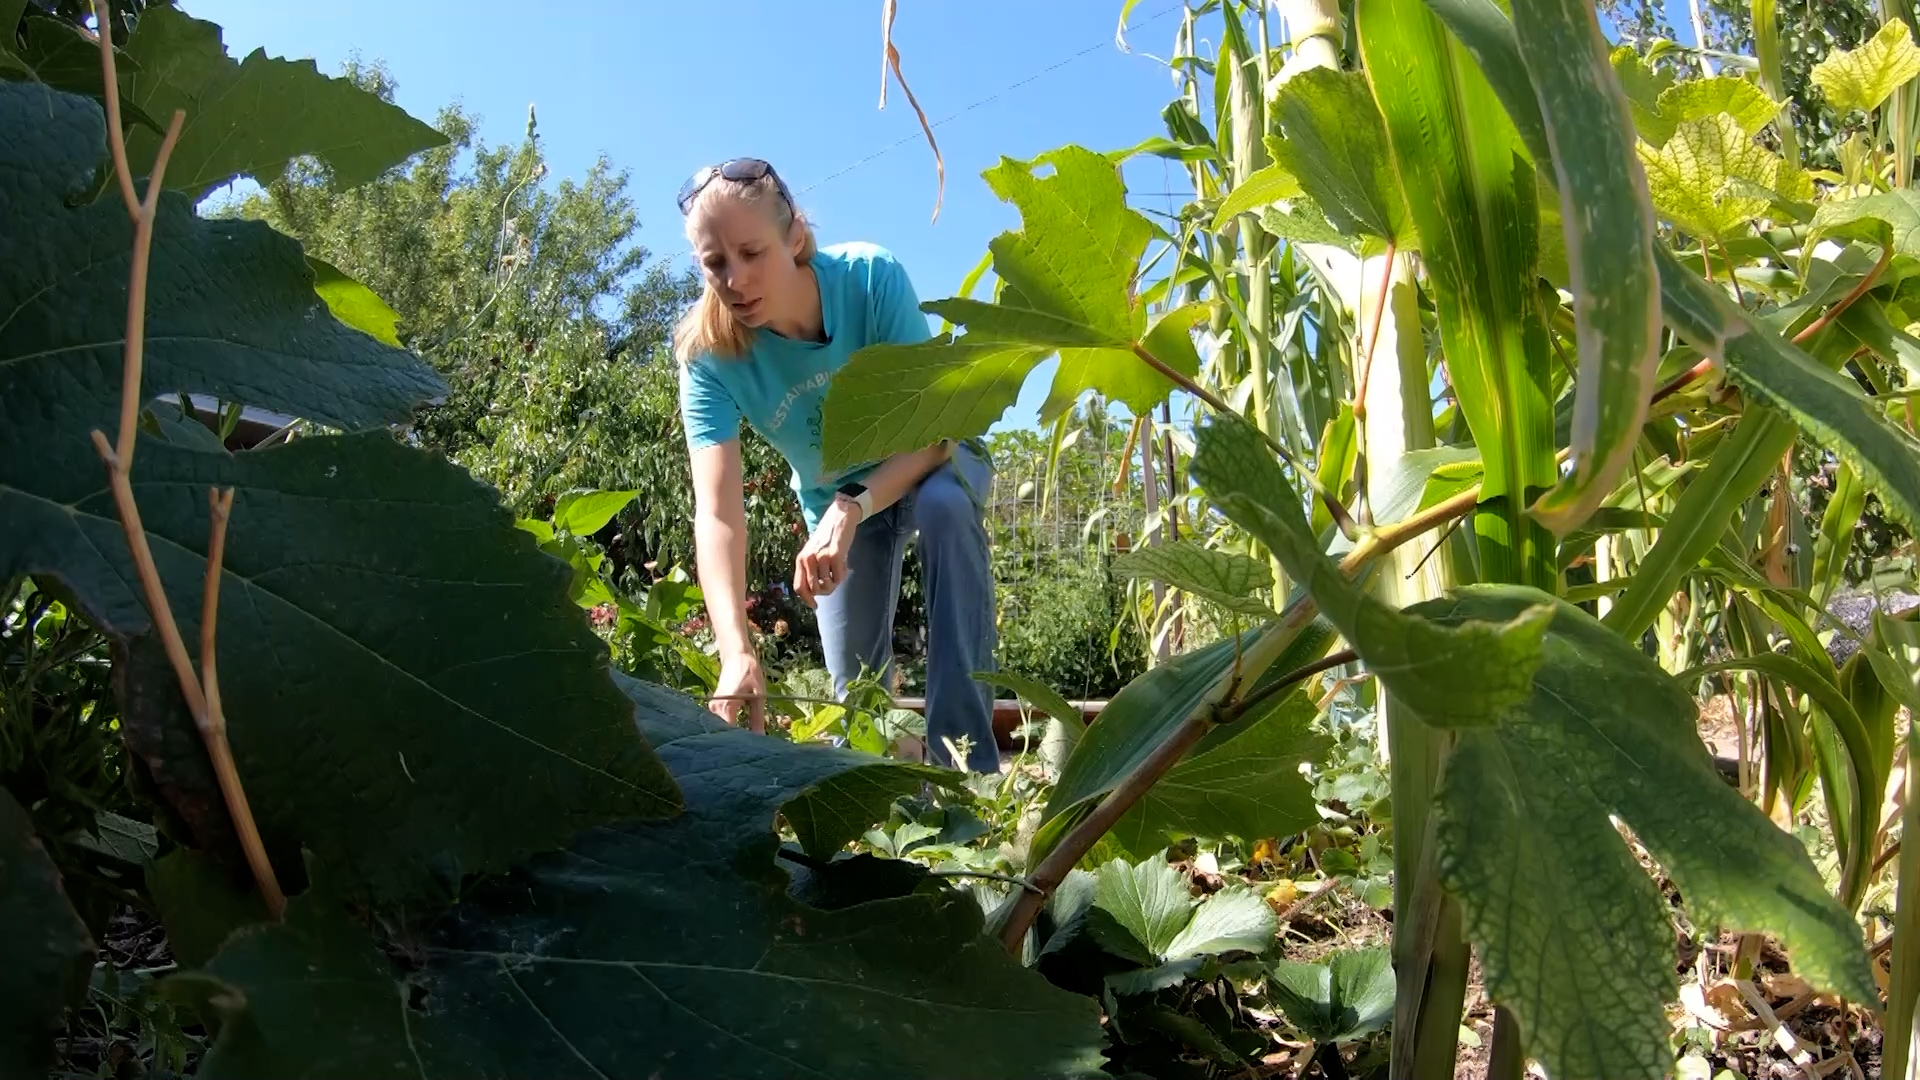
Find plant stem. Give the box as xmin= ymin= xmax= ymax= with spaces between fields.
xmin=1486 ymin=1007 xmax=1526 ymax=1080
xmin=89 ymin=0 xmax=285 ymax=918
xmin=1131 ymin=341 xmax=1359 ymax=539
xmin=1791 ymin=243 xmax=1891 ymax=347
xmin=1216 ymin=649 xmax=1356 ymax=724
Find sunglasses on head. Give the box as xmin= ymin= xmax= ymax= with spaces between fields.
xmin=677 ymin=158 xmax=796 ymax=216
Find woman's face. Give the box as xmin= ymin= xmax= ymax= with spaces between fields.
xmin=689 ymin=196 xmax=806 ymax=328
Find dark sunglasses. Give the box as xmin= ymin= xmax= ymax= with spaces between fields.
xmin=676 ymin=158 xmax=796 ymax=216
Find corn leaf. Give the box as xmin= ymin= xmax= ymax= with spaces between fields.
xmin=1514 ymin=0 xmax=1661 ymax=534
xmin=1361 ymin=0 xmax=1558 ymax=587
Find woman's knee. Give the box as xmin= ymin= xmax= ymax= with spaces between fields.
xmin=914 ymin=469 xmax=983 ymax=535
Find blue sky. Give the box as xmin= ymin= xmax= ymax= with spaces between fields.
xmin=188 ymin=0 xmax=1208 ymax=430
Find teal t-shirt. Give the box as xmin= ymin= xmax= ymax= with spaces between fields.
xmin=678 ymin=242 xmax=931 ymax=528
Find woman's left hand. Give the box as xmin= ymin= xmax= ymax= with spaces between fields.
xmin=793 ymin=501 xmax=859 ymax=607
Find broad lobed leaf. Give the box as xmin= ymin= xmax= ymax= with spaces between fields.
xmin=121 ymin=6 xmax=447 ymax=196
xmin=170 ymin=681 xmax=1104 ymax=1080
xmin=1429 ymin=587 xmax=1874 ymax=1080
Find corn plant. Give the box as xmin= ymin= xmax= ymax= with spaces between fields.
xmin=821 ymin=1 xmax=1920 ymax=1076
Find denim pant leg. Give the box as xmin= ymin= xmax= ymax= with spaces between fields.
xmin=897 ymin=443 xmax=1000 ymax=773
xmin=816 ymin=505 xmax=906 ymax=702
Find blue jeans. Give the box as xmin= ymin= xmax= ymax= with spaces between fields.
xmin=817 ymin=441 xmax=999 ymax=773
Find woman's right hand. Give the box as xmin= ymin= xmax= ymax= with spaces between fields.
xmin=711 ymin=649 xmax=767 ymax=734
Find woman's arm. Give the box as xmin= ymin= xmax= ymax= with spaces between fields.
xmin=792 ymin=440 xmax=953 ymax=607
xmin=690 ymin=439 xmax=766 ymax=730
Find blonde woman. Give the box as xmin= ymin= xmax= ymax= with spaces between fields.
xmin=674 ymin=158 xmax=999 ymax=773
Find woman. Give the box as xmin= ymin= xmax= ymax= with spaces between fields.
xmin=673 ymin=158 xmax=1000 ymax=774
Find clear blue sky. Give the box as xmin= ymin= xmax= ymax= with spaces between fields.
xmin=188 ymin=0 xmax=1207 ymax=430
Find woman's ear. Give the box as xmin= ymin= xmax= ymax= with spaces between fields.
xmin=788 ymin=218 xmax=808 ymax=262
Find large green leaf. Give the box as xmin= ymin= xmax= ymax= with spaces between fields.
xmin=552 ymin=488 xmax=638 ymax=536
xmin=1210 ymin=162 xmax=1304 ymax=231
xmin=619 ymin=675 xmax=958 ymax=858
xmin=1514 ymin=0 xmax=1661 ymax=534
xmin=1165 ymin=887 xmax=1276 ymax=960
xmin=174 ymin=682 xmax=1104 ymax=1080
xmin=1032 ymin=618 xmax=1334 ymax=863
xmin=1609 ymin=45 xmax=1675 ymax=142
xmin=1265 ymin=66 xmax=1410 ymax=246
xmin=1107 ymin=687 xmax=1327 ymax=858
xmin=24 ymin=432 xmax=681 ymax=902
xmin=820 ymin=336 xmax=1051 ymax=468
xmin=0 ymin=82 xmax=444 ymax=437
xmin=1190 ymin=417 xmax=1552 ymax=727
xmin=1810 ymin=18 xmax=1920 ymax=115
xmin=1428 ymin=587 xmax=1874 ymax=1080
xmin=823 ymin=146 xmax=1188 ymax=467
xmin=1361 ymin=0 xmax=1557 ymax=588
xmin=1091 ymin=856 xmax=1193 ymax=959
xmin=1113 ymin=540 xmax=1274 ymax=616
xmin=0 ymin=787 xmax=95 ymax=1079
xmin=1265 ymin=947 xmax=1395 ymax=1045
xmin=1652 ymin=76 xmax=1780 ymax=143
xmin=121 ymin=6 xmax=446 ymax=196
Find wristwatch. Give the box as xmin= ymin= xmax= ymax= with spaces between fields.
xmin=836 ymin=481 xmax=874 ymax=521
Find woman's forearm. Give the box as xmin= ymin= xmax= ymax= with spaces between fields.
xmin=694 ymin=508 xmax=755 ymax=659
xmin=859 ymin=442 xmax=954 ymax=516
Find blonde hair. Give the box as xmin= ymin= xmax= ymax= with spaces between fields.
xmin=673 ymin=174 xmax=817 ymax=362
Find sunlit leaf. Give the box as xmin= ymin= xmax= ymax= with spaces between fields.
xmin=1265 ymin=67 xmax=1411 ymax=245
xmin=1211 ymin=162 xmax=1304 ymax=230
xmin=1646 ymin=76 xmax=1780 ymax=146
xmin=552 ymin=488 xmax=639 ymax=536
xmin=1362 ymin=0 xmax=1556 ymax=586
xmin=1609 ymin=45 xmax=1675 ymax=142
xmin=305 ymin=256 xmax=402 ymax=347
xmin=1813 ymin=188 xmax=1920 ymax=256
xmin=1639 ymin=114 xmax=1791 ymax=243
xmin=1811 ymin=18 xmax=1920 ymax=115
xmin=822 ymin=336 xmax=1051 ymax=468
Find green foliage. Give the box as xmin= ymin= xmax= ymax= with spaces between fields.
xmin=1810 ymin=18 xmax=1920 ymax=115
xmin=1430 ymin=588 xmax=1872 ymax=1080
xmin=1112 ymin=540 xmax=1273 ymax=616
xmin=120 ymin=6 xmax=446 ymax=197
xmin=823 ymin=146 xmax=1183 ymax=468
xmin=1264 ymin=67 xmax=1410 ymax=247
xmin=1191 ymin=417 xmax=1552 ymax=729
xmin=1264 ymin=947 xmax=1395 ymax=1046
xmin=1362 ymin=0 xmax=1558 ymax=588
xmin=173 ymin=680 xmax=1105 ymax=1080
xmin=1516 ymin=0 xmax=1662 ymax=534
xmin=0 ymin=786 xmax=93 ymax=1080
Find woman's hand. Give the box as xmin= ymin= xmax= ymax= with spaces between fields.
xmin=711 ymin=649 xmax=766 ymax=733
xmin=793 ymin=499 xmax=860 ymax=608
